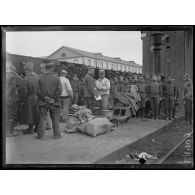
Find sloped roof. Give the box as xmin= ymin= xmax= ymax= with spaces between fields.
xmin=47 ymin=45 xmax=142 ymax=67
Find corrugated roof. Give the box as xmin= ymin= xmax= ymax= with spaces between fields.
xmin=47 ymin=45 xmax=142 ymax=67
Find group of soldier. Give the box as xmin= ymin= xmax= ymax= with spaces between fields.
xmin=6 ymin=60 xmax=193 ymax=139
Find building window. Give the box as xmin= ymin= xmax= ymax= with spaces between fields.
xmin=106 ymin=63 xmax=109 ymax=69
xmin=111 ymin=64 xmax=113 ymax=69
xmin=100 ymin=62 xmax=103 ymax=69
xmin=94 ymin=61 xmax=97 ymax=67
xmin=88 ymin=59 xmax=91 ymax=66
xmin=74 ymin=59 xmax=78 ymax=64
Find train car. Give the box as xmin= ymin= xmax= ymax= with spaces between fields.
xmin=6 ymin=53 xmax=89 ymax=80
xmin=6 ymin=52 xmax=52 ymax=75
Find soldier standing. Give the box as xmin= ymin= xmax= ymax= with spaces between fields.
xmin=71 ymin=74 xmax=80 ymax=105
xmin=21 ymin=62 xmax=39 ymax=134
xmin=37 ymin=63 xmax=62 ymax=139
xmin=39 ymin=63 xmax=53 ymax=130
xmin=148 ymin=75 xmax=163 ymax=119
xmin=117 ymin=75 xmax=124 ymax=93
xmin=6 ymin=62 xmax=21 ymax=137
xmin=182 ymin=78 xmax=193 ymax=125
xmin=172 ymin=77 xmax=180 ymax=119
xmin=137 ymin=75 xmax=148 ymax=119
xmin=162 ymin=75 xmax=176 ymax=120
xmin=84 ymin=68 xmax=96 ymax=114
xmin=79 ymin=76 xmax=85 ymax=105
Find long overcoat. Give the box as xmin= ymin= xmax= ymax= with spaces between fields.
xmin=20 ymin=72 xmax=39 ymax=124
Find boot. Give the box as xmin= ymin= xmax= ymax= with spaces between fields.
xmin=23 ymin=124 xmax=34 ymax=134
xmin=7 ymin=119 xmax=19 ymax=137
xmin=34 ymin=124 xmax=38 ymax=133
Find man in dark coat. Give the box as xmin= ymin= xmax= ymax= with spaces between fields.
xmin=84 ymin=68 xmax=96 ymax=114
xmin=37 ymin=63 xmax=62 ymax=139
xmin=21 ymin=62 xmax=39 ymax=134
xmin=6 ymin=62 xmax=21 ymax=137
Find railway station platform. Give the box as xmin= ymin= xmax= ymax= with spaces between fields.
xmin=6 ymin=113 xmax=184 ymax=165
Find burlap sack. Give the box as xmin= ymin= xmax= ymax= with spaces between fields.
xmin=82 ymin=117 xmax=114 ymax=137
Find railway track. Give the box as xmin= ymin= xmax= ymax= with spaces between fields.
xmin=155 ymin=131 xmax=193 ymax=164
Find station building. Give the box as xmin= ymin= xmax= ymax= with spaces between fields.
xmin=46 ymin=45 xmax=142 ymax=74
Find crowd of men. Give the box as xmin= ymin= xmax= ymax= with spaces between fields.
xmin=6 ymin=61 xmax=193 ymax=139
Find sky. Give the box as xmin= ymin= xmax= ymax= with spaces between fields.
xmin=6 ymin=31 xmax=142 ymax=65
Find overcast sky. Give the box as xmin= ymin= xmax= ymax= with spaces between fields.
xmin=6 ymin=31 xmax=142 ymax=65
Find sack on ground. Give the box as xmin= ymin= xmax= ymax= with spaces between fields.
xmin=79 ymin=117 xmax=114 ymax=137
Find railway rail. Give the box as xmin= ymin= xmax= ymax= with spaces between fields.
xmin=155 ymin=131 xmax=193 ymax=164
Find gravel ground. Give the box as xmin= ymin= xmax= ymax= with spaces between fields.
xmin=96 ymin=117 xmax=193 ymax=167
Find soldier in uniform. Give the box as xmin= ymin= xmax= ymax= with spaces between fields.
xmin=71 ymin=74 xmax=80 ymax=105
xmin=117 ymin=75 xmax=124 ymax=93
xmin=37 ymin=63 xmax=62 ymax=139
xmin=40 ymin=63 xmax=53 ymax=130
xmin=137 ymin=75 xmax=148 ymax=119
xmin=182 ymin=77 xmax=193 ymax=125
xmin=6 ymin=62 xmax=21 ymax=137
xmin=84 ymin=68 xmax=96 ymax=114
xmin=123 ymin=77 xmax=130 ymax=93
xmin=109 ymin=77 xmax=115 ymax=97
xmin=148 ymin=74 xmax=163 ymax=119
xmin=21 ymin=62 xmax=39 ymax=134
xmin=162 ymin=75 xmax=176 ymax=120
xmin=144 ymin=73 xmax=152 ymax=117
xmin=78 ymin=76 xmax=85 ymax=105
xmin=172 ymin=77 xmax=180 ymax=119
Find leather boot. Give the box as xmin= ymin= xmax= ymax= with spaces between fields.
xmin=7 ymin=119 xmax=19 ymax=137
xmin=23 ymin=124 xmax=34 ymax=134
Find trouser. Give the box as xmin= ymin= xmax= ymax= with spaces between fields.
xmin=84 ymin=97 xmax=95 ymax=114
xmin=150 ymin=97 xmax=160 ymax=119
xmin=139 ymin=97 xmax=146 ymax=119
xmin=72 ymin=92 xmax=79 ymax=105
xmin=164 ymin=96 xmax=174 ymax=119
xmin=45 ymin=111 xmax=52 ymax=128
xmin=159 ymin=99 xmax=166 ymax=118
xmin=60 ymin=96 xmax=71 ymax=120
xmin=184 ymin=98 xmax=192 ymax=123
xmin=100 ymin=94 xmax=109 ymax=110
xmin=6 ymin=101 xmax=19 ymax=135
xmin=172 ymin=102 xmax=177 ymax=118
xmin=37 ymin=106 xmax=61 ymax=138
xmin=145 ymin=99 xmax=152 ymax=115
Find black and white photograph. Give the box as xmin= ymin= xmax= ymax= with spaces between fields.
xmin=1 ymin=26 xmax=193 ymax=169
